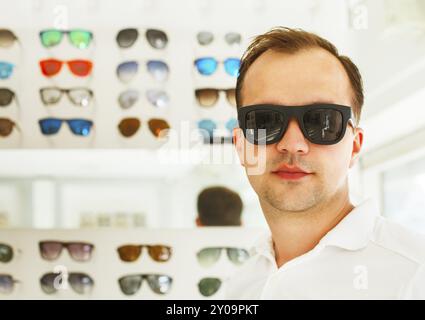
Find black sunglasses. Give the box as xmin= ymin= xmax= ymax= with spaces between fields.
xmin=237 ymin=104 xmax=355 ymax=145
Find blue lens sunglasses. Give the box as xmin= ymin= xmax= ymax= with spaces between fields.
xmin=194 ymin=57 xmax=240 ymax=77
xmin=0 ymin=62 xmax=15 ymax=80
xmin=38 ymin=118 xmax=93 ymax=136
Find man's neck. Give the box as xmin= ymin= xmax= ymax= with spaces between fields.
xmin=260 ymin=189 xmax=354 ymax=268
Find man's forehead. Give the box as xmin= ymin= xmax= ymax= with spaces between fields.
xmin=241 ymin=48 xmax=352 ymax=106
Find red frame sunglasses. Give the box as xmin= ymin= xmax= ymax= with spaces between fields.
xmin=39 ymin=58 xmax=93 ymax=77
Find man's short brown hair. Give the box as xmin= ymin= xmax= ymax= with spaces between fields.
xmin=197 ymin=186 xmax=243 ymax=226
xmin=236 ymin=27 xmax=364 ymax=125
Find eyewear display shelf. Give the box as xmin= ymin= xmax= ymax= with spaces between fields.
xmin=0 ymin=227 xmax=263 ymax=299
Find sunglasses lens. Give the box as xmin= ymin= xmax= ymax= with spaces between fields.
xmin=147 ymin=60 xmax=169 ymax=82
xmin=39 ymin=59 xmax=62 ymax=77
xmin=194 ymin=58 xmax=217 ymax=76
xmin=117 ymin=61 xmax=138 ymax=83
xmin=116 ymin=28 xmax=139 ymax=48
xmin=146 ymin=275 xmax=172 ymax=294
xmin=40 ymin=30 xmax=62 ymax=47
xmin=118 ymin=90 xmax=139 ymax=109
xmin=303 ymin=108 xmax=343 ymax=144
xmin=224 ymin=32 xmax=241 ymax=46
xmin=198 ymin=277 xmax=221 ymax=297
xmin=40 ymin=88 xmax=62 ymax=105
xmin=68 ymin=88 xmax=92 ymax=107
xmin=0 ymin=244 xmax=13 ymax=263
xmin=225 ymin=89 xmax=236 ymax=107
xmin=198 ymin=119 xmax=216 ymax=141
xmin=197 ymin=248 xmax=221 ymax=267
xmin=223 ymin=58 xmax=240 ymax=77
xmin=0 ymin=62 xmax=13 ymax=79
xmin=67 ymin=243 xmax=94 ymax=262
xmin=244 ymin=109 xmax=285 ymax=144
xmin=67 ymin=119 xmax=93 ymax=136
xmin=38 ymin=118 xmax=62 ymax=135
xmin=225 ymin=118 xmax=238 ymax=134
xmin=0 ymin=118 xmax=14 ymax=137
xmin=118 ymin=275 xmax=142 ymax=295
xmin=195 ymin=89 xmax=218 ymax=107
xmin=40 ymin=273 xmax=59 ymax=294
xmin=118 ymin=118 xmax=141 ymax=137
xmin=0 ymin=29 xmax=16 ymax=48
xmin=196 ymin=31 xmax=214 ymax=46
xmin=147 ymin=245 xmax=172 ymax=262
xmin=146 ymin=90 xmax=169 ymax=108
xmin=148 ymin=119 xmax=170 ymax=138
xmin=39 ymin=241 xmax=62 ymax=260
xmin=227 ymin=248 xmax=250 ymax=265
xmin=68 ymin=273 xmax=94 ymax=294
xmin=117 ymin=245 xmax=142 ymax=262
xmin=69 ymin=30 xmax=92 ymax=49
xmin=0 ymin=275 xmax=15 ymax=294
xmin=68 ymin=60 xmax=92 ymax=77
xmin=146 ymin=29 xmax=168 ymax=49
xmin=0 ymin=88 xmax=14 ymax=106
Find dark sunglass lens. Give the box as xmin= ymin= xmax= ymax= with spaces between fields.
xmin=146 ymin=29 xmax=168 ymax=49
xmin=116 ymin=28 xmax=139 ymax=48
xmin=118 ymin=275 xmax=142 ymax=295
xmin=68 ymin=273 xmax=94 ymax=294
xmin=198 ymin=277 xmax=222 ymax=297
xmin=146 ymin=274 xmax=172 ymax=294
xmin=40 ymin=273 xmax=59 ymax=294
xmin=303 ymin=108 xmax=343 ymax=144
xmin=245 ymin=109 xmax=285 ymax=144
xmin=67 ymin=243 xmax=94 ymax=262
xmin=39 ymin=241 xmax=63 ymax=261
xmin=0 ymin=243 xmax=13 ymax=263
xmin=0 ymin=88 xmax=14 ymax=106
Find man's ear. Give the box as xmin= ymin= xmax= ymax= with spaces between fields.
xmin=233 ymin=127 xmax=246 ymax=167
xmin=349 ymin=127 xmax=364 ymax=168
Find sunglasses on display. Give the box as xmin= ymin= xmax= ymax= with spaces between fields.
xmin=196 ymin=247 xmax=250 ymax=267
xmin=196 ymin=31 xmax=241 ymax=46
xmin=39 ymin=241 xmax=94 ymax=262
xmin=39 ymin=29 xmax=93 ymax=49
xmin=0 ymin=29 xmax=19 ymax=48
xmin=118 ymin=89 xmax=169 ymax=109
xmin=118 ymin=118 xmax=170 ymax=138
xmin=0 ymin=61 xmax=14 ymax=79
xmin=38 ymin=118 xmax=94 ymax=137
xmin=0 ymin=118 xmax=20 ymax=137
xmin=237 ymin=104 xmax=355 ymax=145
xmin=198 ymin=277 xmax=222 ymax=297
xmin=0 ymin=243 xmax=13 ymax=263
xmin=195 ymin=88 xmax=236 ymax=107
xmin=0 ymin=274 xmax=19 ymax=294
xmin=117 ymin=244 xmax=172 ymax=262
xmin=197 ymin=118 xmax=238 ymax=142
xmin=0 ymin=88 xmax=18 ymax=107
xmin=39 ymin=87 xmax=93 ymax=107
xmin=116 ymin=28 xmax=168 ymax=49
xmin=116 ymin=60 xmax=169 ymax=83
xmin=39 ymin=58 xmax=93 ymax=77
xmin=194 ymin=57 xmax=240 ymax=77
xmin=40 ymin=272 xmax=94 ymax=295
xmin=118 ymin=274 xmax=172 ymax=295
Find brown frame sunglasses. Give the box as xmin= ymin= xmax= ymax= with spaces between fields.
xmin=0 ymin=118 xmax=20 ymax=137
xmin=117 ymin=117 xmax=170 ymax=138
xmin=117 ymin=244 xmax=172 ymax=262
xmin=195 ymin=88 xmax=236 ymax=107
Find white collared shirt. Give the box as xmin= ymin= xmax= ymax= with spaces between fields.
xmin=226 ymin=199 xmax=425 ymax=299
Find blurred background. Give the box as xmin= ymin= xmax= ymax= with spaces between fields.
xmin=0 ymin=0 xmax=425 ymax=234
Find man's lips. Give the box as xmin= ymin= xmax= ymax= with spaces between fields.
xmin=271 ymin=165 xmax=312 ymax=181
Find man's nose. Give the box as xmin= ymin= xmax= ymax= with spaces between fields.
xmin=275 ymin=118 xmax=309 ymax=154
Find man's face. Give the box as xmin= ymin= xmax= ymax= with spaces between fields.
xmin=236 ymin=48 xmax=363 ymax=212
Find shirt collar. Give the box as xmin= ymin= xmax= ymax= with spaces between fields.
xmin=251 ymin=198 xmax=380 ymax=258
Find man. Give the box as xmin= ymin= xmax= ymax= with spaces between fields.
xmin=228 ymin=27 xmax=425 ymax=299
xmin=196 ymin=186 xmax=243 ymax=226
